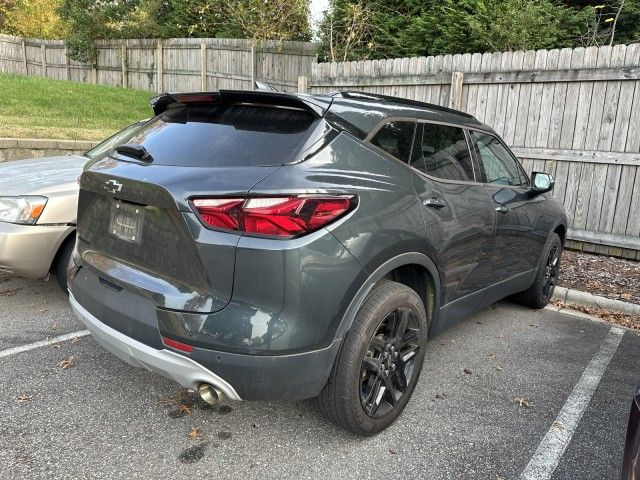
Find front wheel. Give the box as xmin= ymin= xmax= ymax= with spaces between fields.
xmin=514 ymin=232 xmax=562 ymax=309
xmin=315 ymin=281 xmax=428 ymax=436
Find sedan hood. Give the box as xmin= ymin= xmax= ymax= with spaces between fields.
xmin=0 ymin=155 xmax=87 ymax=196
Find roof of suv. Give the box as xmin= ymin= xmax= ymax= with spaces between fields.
xmin=320 ymin=91 xmax=485 ymax=136
xmin=150 ymin=90 xmax=487 ymax=139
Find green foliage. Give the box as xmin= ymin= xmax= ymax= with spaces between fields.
xmin=0 ymin=0 xmax=68 ymax=38
xmin=319 ymin=0 xmax=603 ymax=61
xmin=561 ymin=1 xmax=640 ymax=45
xmin=58 ymin=0 xmax=134 ymax=62
xmin=58 ymin=0 xmax=310 ymax=63
xmin=420 ymin=0 xmax=593 ymax=54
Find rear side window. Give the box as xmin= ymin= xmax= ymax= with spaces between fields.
xmin=413 ymin=123 xmax=474 ymax=181
xmin=370 ymin=121 xmax=416 ymax=162
xmin=471 ymin=131 xmax=528 ymax=186
xmin=118 ymin=104 xmax=316 ymax=167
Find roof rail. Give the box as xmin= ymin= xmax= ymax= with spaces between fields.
xmin=333 ymin=91 xmax=474 ymax=118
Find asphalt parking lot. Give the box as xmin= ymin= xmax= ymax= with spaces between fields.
xmin=1 ymin=272 xmax=638 ymax=480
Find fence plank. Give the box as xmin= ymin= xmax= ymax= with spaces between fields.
xmin=2 ymin=33 xmax=639 ymax=252
xmin=626 ymin=168 xmax=640 ymax=236
xmin=307 ymin=66 xmax=640 ymax=88
xmin=511 ymin=147 xmax=640 ymax=166
xmin=513 ymin=50 xmax=536 ymax=147
xmin=613 ymin=165 xmax=637 ymax=234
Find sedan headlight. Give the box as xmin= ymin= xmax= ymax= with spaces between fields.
xmin=0 ymin=196 xmax=48 ymax=224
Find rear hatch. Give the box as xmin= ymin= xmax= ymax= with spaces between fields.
xmin=76 ymin=91 xmax=329 ymax=313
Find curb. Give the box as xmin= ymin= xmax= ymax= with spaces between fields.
xmin=0 ymin=137 xmax=99 ymax=150
xmin=551 ymin=286 xmax=640 ymax=316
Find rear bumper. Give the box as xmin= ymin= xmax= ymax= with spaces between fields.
xmin=0 ymin=222 xmax=72 ymax=278
xmin=70 ymin=292 xmax=242 ymax=400
xmin=70 ymin=290 xmax=342 ymax=401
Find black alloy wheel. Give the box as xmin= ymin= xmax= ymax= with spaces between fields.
xmin=360 ymin=307 xmax=420 ymax=418
xmin=315 ymin=281 xmax=428 ymax=436
xmin=542 ymin=243 xmax=560 ymax=300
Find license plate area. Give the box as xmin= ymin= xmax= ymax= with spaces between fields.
xmin=110 ymin=202 xmax=144 ymax=244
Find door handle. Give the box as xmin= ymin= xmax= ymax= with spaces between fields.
xmin=495 ymin=205 xmax=510 ymax=214
xmin=423 ymin=197 xmax=446 ymax=209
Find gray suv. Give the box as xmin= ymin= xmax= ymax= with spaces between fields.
xmin=69 ymin=90 xmax=567 ymax=435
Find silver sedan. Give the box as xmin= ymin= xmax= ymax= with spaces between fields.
xmin=0 ymin=121 xmax=146 ymax=291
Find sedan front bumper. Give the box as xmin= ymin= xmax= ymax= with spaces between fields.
xmin=0 ymin=222 xmax=73 ymax=278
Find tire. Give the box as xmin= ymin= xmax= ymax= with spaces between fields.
xmin=54 ymin=236 xmax=75 ymax=293
xmin=315 ymin=281 xmax=428 ymax=436
xmin=514 ymin=232 xmax=562 ymax=309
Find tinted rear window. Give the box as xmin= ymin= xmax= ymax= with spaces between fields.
xmin=113 ymin=104 xmax=316 ymax=167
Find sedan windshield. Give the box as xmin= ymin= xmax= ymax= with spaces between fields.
xmin=85 ymin=120 xmax=148 ymax=161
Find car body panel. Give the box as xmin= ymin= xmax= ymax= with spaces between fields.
xmin=0 ymin=155 xmax=83 ymax=278
xmin=621 ymin=382 xmax=640 ymax=479
xmin=68 ymin=91 xmax=568 ymax=401
xmin=0 ymin=221 xmax=74 ymax=277
xmin=0 ymin=120 xmax=149 ymax=280
xmin=0 ymin=155 xmax=85 ymax=198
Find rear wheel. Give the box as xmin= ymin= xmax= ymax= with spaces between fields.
xmin=315 ymin=281 xmax=428 ymax=436
xmin=54 ymin=236 xmax=75 ymax=293
xmin=515 ymin=232 xmax=562 ymax=309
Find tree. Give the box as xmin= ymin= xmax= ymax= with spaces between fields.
xmin=157 ymin=0 xmax=310 ymax=41
xmin=223 ymin=0 xmax=311 ymax=41
xmin=58 ymin=0 xmax=311 ymax=63
xmin=0 ymin=0 xmax=68 ymax=38
xmin=419 ymin=0 xmax=592 ymax=54
xmin=564 ymin=0 xmax=640 ymax=45
xmin=318 ymin=0 xmax=595 ymax=60
xmin=318 ymin=0 xmax=376 ymax=62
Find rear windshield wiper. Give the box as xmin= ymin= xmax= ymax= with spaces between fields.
xmin=113 ymin=143 xmax=154 ymax=163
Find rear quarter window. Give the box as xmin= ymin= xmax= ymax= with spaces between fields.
xmin=120 ymin=104 xmax=317 ymax=167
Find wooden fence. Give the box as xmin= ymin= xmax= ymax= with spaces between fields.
xmin=1 ymin=33 xmax=639 ymax=257
xmin=0 ymin=34 xmax=316 ymax=93
xmin=303 ymin=44 xmax=640 ymax=257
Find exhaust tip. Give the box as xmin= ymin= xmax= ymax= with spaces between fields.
xmin=197 ymin=383 xmax=223 ymax=405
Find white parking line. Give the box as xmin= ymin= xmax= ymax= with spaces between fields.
xmin=520 ymin=326 xmax=625 ymax=480
xmin=0 ymin=330 xmax=90 ymax=358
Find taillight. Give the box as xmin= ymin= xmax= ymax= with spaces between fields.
xmin=192 ymin=195 xmax=355 ymax=238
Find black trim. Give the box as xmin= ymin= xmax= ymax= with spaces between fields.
xmin=435 ymin=269 xmax=536 ymax=336
xmin=150 ymin=90 xmax=329 ymax=117
xmin=334 ymin=252 xmax=442 ymax=341
xmin=189 ymin=338 xmax=343 ymax=401
xmin=335 ymin=91 xmax=475 ymax=119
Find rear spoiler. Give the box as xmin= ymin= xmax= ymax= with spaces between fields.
xmin=150 ymin=90 xmax=331 ymax=118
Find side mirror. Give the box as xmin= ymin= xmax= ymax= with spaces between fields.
xmin=531 ymin=171 xmax=554 ymax=194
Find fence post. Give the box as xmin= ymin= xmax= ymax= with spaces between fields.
xmin=21 ymin=40 xmax=27 ymax=74
xmin=297 ymin=76 xmax=308 ymax=93
xmin=64 ymin=46 xmax=70 ymax=80
xmin=200 ymin=43 xmax=207 ymax=91
xmin=156 ymin=39 xmax=164 ymax=93
xmin=250 ymin=43 xmax=257 ymax=89
xmin=121 ymin=43 xmax=127 ymax=88
xmin=91 ymin=63 xmax=97 ymax=84
xmin=41 ymin=44 xmax=46 ymax=77
xmin=448 ymin=71 xmax=464 ymax=110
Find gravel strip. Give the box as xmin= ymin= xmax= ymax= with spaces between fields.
xmin=558 ymin=249 xmax=640 ymax=305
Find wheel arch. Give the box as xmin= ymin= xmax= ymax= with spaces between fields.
xmin=49 ymin=228 xmax=76 ymax=273
xmin=553 ymin=223 xmax=567 ymax=246
xmin=333 ymin=252 xmax=442 ymax=343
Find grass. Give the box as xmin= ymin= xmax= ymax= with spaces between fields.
xmin=0 ymin=73 xmax=154 ymax=141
